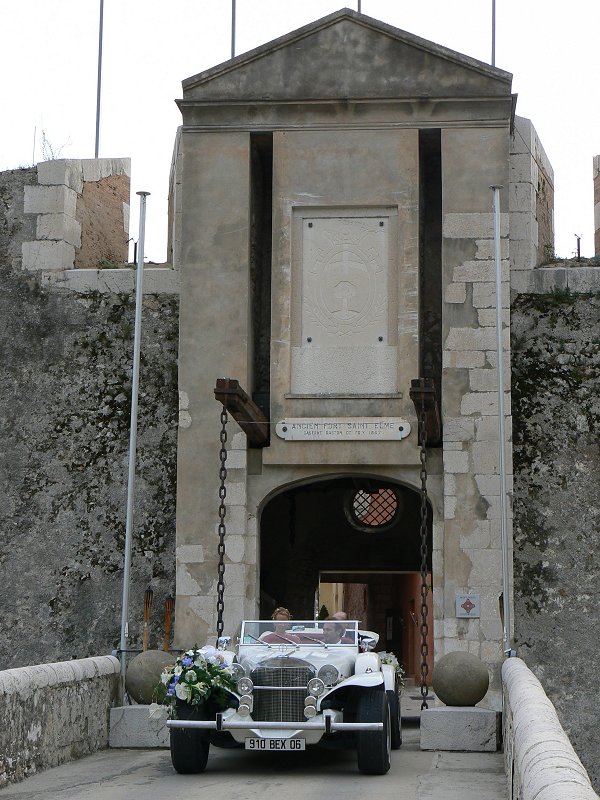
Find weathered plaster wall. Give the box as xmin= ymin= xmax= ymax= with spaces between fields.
xmin=0 ymin=656 xmax=120 ymax=788
xmin=511 ymin=287 xmax=600 ymax=791
xmin=0 ymin=167 xmax=178 ymax=669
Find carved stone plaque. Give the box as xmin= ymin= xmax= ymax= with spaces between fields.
xmin=302 ymin=216 xmax=388 ymax=347
xmin=291 ymin=210 xmax=397 ymax=395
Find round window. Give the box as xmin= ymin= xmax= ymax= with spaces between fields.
xmin=346 ymin=487 xmax=400 ymax=531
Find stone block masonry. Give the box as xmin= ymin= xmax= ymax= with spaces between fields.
xmin=21 ymin=158 xmax=130 ymax=271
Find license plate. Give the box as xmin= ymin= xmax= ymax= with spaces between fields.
xmin=245 ymin=737 xmax=305 ymax=751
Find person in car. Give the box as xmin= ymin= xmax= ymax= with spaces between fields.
xmin=260 ymin=607 xmax=300 ymax=643
xmin=322 ymin=619 xmax=348 ymax=644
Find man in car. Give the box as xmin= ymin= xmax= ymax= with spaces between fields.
xmin=322 ymin=619 xmax=347 ymax=644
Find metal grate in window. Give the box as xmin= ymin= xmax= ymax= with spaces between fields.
xmin=351 ymin=488 xmax=398 ymax=529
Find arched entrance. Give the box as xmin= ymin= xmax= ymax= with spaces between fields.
xmin=259 ymin=474 xmax=433 ymax=679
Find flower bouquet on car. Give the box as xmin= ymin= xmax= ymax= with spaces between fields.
xmin=378 ymin=651 xmax=406 ymax=691
xmin=154 ymin=645 xmax=237 ymax=717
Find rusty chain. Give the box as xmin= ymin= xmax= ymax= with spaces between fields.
xmin=418 ymin=394 xmax=430 ymax=710
xmin=216 ymin=406 xmax=228 ymax=639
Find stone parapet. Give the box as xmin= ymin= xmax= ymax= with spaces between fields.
xmin=511 ymin=266 xmax=600 ymax=294
xmin=40 ymin=266 xmax=180 ymax=294
xmin=502 ymin=658 xmax=598 ymax=800
xmin=0 ymin=656 xmax=120 ymax=789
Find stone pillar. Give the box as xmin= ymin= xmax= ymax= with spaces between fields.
xmin=438 ymin=127 xmax=511 ymax=708
xmin=175 ymin=131 xmax=254 ymax=647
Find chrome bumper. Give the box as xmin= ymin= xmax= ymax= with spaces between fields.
xmin=167 ymin=712 xmax=382 ymax=733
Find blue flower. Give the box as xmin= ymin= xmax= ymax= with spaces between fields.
xmin=181 ymin=656 xmax=193 ymax=667
xmin=167 ymin=685 xmax=175 ymax=696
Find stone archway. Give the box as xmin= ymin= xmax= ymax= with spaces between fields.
xmin=259 ymin=474 xmax=433 ymax=677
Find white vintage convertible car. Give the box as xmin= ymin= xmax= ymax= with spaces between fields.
xmin=167 ymin=619 xmax=401 ymax=775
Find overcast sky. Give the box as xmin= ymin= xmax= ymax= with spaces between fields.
xmin=2 ymin=1 xmax=598 ymax=261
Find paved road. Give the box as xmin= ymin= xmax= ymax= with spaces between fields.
xmin=0 ymin=725 xmax=507 ymax=800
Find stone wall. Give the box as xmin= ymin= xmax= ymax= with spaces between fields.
xmin=0 ymin=166 xmax=179 ymax=669
xmin=0 ymin=656 xmax=120 ymax=788
xmin=511 ymin=281 xmax=600 ymax=791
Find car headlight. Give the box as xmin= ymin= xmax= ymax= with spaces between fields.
xmin=304 ymin=705 xmax=317 ymax=718
xmin=307 ymin=677 xmax=325 ymax=697
xmin=317 ymin=664 xmax=340 ymax=686
xmin=237 ymin=677 xmax=253 ymax=694
xmin=231 ymin=663 xmax=245 ymax=682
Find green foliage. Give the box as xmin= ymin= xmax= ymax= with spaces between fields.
xmin=317 ymin=604 xmax=330 ymax=620
xmin=96 ymin=259 xmax=121 ymax=269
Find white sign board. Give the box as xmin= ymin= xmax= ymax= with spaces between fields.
xmin=455 ymin=593 xmax=481 ymax=619
xmin=275 ymin=418 xmax=411 ymax=441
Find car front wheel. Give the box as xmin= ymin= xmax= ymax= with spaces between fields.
xmin=356 ymin=689 xmax=391 ymax=775
xmin=170 ymin=727 xmax=210 ymax=773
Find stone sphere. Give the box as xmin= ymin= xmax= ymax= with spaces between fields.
xmin=125 ymin=649 xmax=174 ymax=704
xmin=432 ymin=651 xmax=489 ymax=706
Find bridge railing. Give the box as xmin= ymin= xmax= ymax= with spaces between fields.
xmin=502 ymin=657 xmax=598 ymax=800
xmin=0 ymin=655 xmax=120 ymax=789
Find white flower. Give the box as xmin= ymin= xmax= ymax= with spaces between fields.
xmin=185 ymin=670 xmax=197 ymax=683
xmin=186 ymin=649 xmax=195 ymax=656
xmin=160 ymin=671 xmax=172 ymax=685
xmin=193 ymin=656 xmax=207 ymax=668
xmin=148 ymin=703 xmax=164 ymax=720
xmin=175 ymin=682 xmax=192 ymax=701
xmin=174 ymin=665 xmax=183 ymax=676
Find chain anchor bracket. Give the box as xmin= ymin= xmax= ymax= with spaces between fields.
xmin=214 ymin=378 xmax=269 ymax=447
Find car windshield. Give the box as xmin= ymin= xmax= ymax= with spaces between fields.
xmin=241 ymin=620 xmax=358 ymax=646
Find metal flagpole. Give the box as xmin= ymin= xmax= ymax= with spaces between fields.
xmin=231 ymin=0 xmax=236 ymax=58
xmin=95 ymin=0 xmax=104 ymax=157
xmin=491 ymin=0 xmax=496 ymax=66
xmin=119 ymin=191 xmax=150 ymax=679
xmin=490 ymin=185 xmax=512 ymax=656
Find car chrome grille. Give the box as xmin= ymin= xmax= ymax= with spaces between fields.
xmin=251 ymin=663 xmax=314 ymax=722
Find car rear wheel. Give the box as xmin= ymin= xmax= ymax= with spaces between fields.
xmin=356 ymin=689 xmax=391 ymax=775
xmin=387 ymin=689 xmax=402 ymax=749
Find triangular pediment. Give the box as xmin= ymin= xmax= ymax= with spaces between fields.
xmin=182 ymin=8 xmax=512 ymax=103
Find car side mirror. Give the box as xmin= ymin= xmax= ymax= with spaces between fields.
xmin=217 ymin=636 xmax=232 ymax=650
